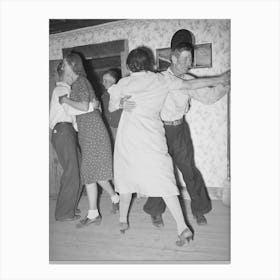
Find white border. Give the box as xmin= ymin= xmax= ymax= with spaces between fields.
xmin=1 ymin=0 xmax=280 ymax=279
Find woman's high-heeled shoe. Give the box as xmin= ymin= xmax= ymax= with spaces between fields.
xmin=119 ymin=222 xmax=129 ymax=234
xmin=176 ymin=227 xmax=194 ymax=246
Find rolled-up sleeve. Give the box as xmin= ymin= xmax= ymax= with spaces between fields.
xmin=108 ymin=84 xmax=122 ymax=112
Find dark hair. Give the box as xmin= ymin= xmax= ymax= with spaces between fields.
xmin=103 ymin=68 xmax=122 ymax=83
xmin=170 ymin=29 xmax=194 ymax=50
xmin=171 ymin=42 xmax=194 ymax=61
xmin=65 ymin=52 xmax=87 ymax=77
xmin=56 ymin=61 xmax=64 ymax=79
xmin=126 ymin=46 xmax=154 ymax=72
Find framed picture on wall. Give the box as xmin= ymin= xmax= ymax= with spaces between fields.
xmin=156 ymin=43 xmax=212 ymax=71
xmin=156 ymin=47 xmax=172 ymax=71
xmin=193 ymin=43 xmax=212 ymax=68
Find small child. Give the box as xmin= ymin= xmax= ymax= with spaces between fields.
xmin=101 ymin=68 xmax=123 ymax=142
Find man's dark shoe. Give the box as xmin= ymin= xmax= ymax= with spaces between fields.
xmin=151 ymin=214 xmax=164 ymax=228
xmin=56 ymin=215 xmax=81 ymax=222
xmin=194 ymin=213 xmax=207 ymax=225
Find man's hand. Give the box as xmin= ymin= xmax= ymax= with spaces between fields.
xmin=120 ymin=96 xmax=136 ymax=112
xmin=59 ymin=94 xmax=68 ymax=104
xmin=220 ymin=70 xmax=230 ymax=86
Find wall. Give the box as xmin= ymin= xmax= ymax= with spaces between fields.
xmin=49 ymin=19 xmax=230 ymax=190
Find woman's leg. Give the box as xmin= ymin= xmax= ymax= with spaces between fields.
xmin=119 ymin=193 xmax=132 ymax=223
xmin=162 ymin=195 xmax=188 ymax=235
xmin=76 ymin=182 xmax=101 ymax=228
xmin=98 ymin=180 xmax=120 ymax=204
xmin=86 ymin=183 xmax=98 ymax=209
xmin=85 ymin=183 xmax=99 ymax=218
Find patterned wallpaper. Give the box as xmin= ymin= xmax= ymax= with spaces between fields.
xmin=49 ymin=19 xmax=230 ymax=189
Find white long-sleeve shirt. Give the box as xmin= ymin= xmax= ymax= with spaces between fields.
xmin=49 ymin=82 xmax=94 ymax=130
xmin=49 ymin=82 xmax=75 ymax=130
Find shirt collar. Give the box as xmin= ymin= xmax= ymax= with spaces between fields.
xmin=56 ymin=81 xmax=71 ymax=90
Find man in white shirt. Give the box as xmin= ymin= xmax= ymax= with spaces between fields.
xmin=49 ymin=62 xmax=95 ymax=221
xmin=143 ymin=42 xmax=230 ymax=227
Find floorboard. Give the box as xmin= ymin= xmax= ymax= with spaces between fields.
xmin=49 ymin=193 xmax=230 ymax=263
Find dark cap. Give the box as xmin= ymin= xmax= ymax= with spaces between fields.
xmin=171 ymin=29 xmax=194 ymax=50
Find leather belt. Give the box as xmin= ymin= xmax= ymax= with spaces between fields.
xmin=163 ymin=118 xmax=184 ymax=126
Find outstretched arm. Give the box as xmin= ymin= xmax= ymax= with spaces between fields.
xmin=189 ymin=84 xmax=230 ymax=104
xmin=177 ymin=70 xmax=230 ymax=90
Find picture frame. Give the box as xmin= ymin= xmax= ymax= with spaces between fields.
xmin=193 ymin=43 xmax=212 ymax=68
xmin=156 ymin=43 xmax=212 ymax=71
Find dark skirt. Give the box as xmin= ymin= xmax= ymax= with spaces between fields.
xmin=77 ymin=110 xmax=113 ymax=184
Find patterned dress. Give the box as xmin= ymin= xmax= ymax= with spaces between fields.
xmin=70 ymin=75 xmax=113 ymax=184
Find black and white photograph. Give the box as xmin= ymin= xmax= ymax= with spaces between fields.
xmin=1 ymin=0 xmax=280 ymax=279
xmin=49 ymin=19 xmax=231 ymax=263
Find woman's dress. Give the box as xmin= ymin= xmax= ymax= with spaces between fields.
xmin=108 ymin=71 xmax=179 ymax=197
xmin=70 ymin=76 xmax=113 ymax=184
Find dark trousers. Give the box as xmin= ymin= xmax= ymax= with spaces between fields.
xmin=51 ymin=123 xmax=82 ymax=220
xmin=143 ymin=120 xmax=212 ymax=217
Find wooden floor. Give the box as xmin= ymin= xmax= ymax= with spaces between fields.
xmin=49 ymin=193 xmax=230 ymax=263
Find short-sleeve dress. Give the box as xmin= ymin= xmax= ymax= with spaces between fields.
xmin=108 ymin=71 xmax=179 ymax=197
xmin=70 ymin=75 xmax=113 ymax=184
